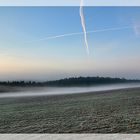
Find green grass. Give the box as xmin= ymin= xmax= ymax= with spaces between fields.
xmin=0 ymin=88 xmax=140 ymax=133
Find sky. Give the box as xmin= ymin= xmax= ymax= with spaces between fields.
xmin=0 ymin=7 xmax=140 ymax=81
xmin=0 ymin=0 xmax=140 ymax=6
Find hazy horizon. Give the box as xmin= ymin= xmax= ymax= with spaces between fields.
xmin=0 ymin=7 xmax=140 ymax=81
xmin=0 ymin=76 xmax=140 ymax=82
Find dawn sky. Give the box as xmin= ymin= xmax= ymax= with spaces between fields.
xmin=0 ymin=7 xmax=140 ymax=81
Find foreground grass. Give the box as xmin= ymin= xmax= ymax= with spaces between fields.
xmin=0 ymin=87 xmax=140 ymax=133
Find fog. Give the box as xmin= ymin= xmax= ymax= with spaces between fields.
xmin=0 ymin=83 xmax=140 ymax=98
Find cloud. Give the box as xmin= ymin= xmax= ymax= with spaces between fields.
xmin=134 ymin=25 xmax=140 ymax=36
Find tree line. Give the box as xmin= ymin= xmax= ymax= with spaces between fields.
xmin=0 ymin=76 xmax=139 ymax=87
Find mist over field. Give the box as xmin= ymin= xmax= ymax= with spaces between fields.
xmin=0 ymin=85 xmax=140 ymax=133
xmin=0 ymin=83 xmax=140 ymax=98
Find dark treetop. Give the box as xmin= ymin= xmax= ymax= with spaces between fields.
xmin=0 ymin=77 xmax=140 ymax=87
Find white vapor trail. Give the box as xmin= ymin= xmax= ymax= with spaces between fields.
xmin=25 ymin=25 xmax=140 ymax=43
xmin=80 ymin=0 xmax=89 ymax=55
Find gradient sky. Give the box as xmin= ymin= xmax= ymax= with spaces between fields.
xmin=0 ymin=7 xmax=140 ymax=81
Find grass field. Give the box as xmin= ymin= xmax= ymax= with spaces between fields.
xmin=0 ymin=87 xmax=140 ymax=133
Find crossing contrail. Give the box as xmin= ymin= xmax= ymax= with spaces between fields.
xmin=25 ymin=25 xmax=138 ymax=43
xmin=80 ymin=0 xmax=89 ymax=55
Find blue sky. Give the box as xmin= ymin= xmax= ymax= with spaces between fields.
xmin=0 ymin=7 xmax=140 ymax=81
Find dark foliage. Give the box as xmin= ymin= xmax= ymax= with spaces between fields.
xmin=0 ymin=77 xmax=140 ymax=87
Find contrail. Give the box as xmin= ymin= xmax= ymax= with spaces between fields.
xmin=80 ymin=0 xmax=89 ymax=55
xmin=24 ymin=25 xmax=140 ymax=43
xmin=25 ymin=32 xmax=83 ymax=43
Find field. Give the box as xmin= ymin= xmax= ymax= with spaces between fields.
xmin=0 ymin=87 xmax=140 ymax=133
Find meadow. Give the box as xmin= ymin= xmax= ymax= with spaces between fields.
xmin=0 ymin=87 xmax=140 ymax=133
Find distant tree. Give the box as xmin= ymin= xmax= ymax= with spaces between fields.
xmin=0 ymin=76 xmax=139 ymax=87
